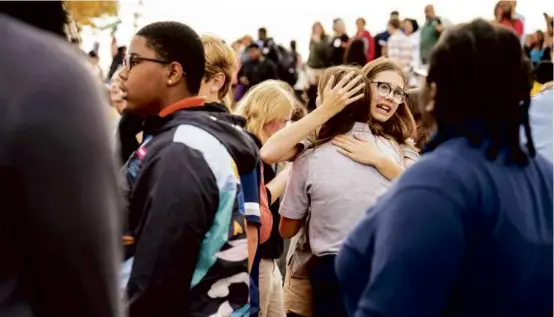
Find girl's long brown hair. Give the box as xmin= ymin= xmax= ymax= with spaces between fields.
xmin=361 ymin=57 xmax=417 ymax=145
xmin=312 ymin=21 xmax=327 ymax=38
xmin=406 ymin=88 xmax=431 ymax=151
xmin=316 ymin=65 xmax=371 ymax=145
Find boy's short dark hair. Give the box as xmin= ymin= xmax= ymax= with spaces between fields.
xmin=246 ymin=43 xmax=261 ymax=51
xmin=137 ymin=21 xmax=205 ymax=95
xmin=88 ymin=51 xmax=98 ymax=58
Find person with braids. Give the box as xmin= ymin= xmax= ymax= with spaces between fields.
xmin=117 ymin=22 xmax=259 ymax=316
xmin=336 ymin=19 xmax=553 ymax=317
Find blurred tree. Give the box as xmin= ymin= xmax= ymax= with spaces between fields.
xmin=65 ymin=1 xmax=119 ymax=28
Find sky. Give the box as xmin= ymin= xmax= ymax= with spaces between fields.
xmin=82 ymin=0 xmax=554 ymax=72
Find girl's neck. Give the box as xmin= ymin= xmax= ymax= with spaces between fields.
xmin=205 ymin=94 xmax=220 ymax=104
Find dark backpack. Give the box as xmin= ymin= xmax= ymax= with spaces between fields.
xmin=274 ymin=45 xmax=298 ymax=87
xmin=262 ymin=39 xmax=298 ymax=86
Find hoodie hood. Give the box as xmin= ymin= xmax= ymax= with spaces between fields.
xmin=152 ymin=108 xmax=259 ymax=175
xmin=187 ymin=102 xmax=248 ymax=128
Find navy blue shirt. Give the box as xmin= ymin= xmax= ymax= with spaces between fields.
xmin=336 ymin=137 xmax=553 ymax=317
xmin=373 ymin=31 xmax=390 ymax=59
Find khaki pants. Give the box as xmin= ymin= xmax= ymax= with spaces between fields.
xmin=259 ymin=259 xmax=286 ymax=317
xmin=284 ymin=268 xmax=312 ymax=317
xmin=283 ymin=228 xmax=313 ymax=317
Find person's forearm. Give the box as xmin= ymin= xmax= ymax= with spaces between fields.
xmin=374 ymin=155 xmax=405 ymax=181
xmin=261 ymin=107 xmax=334 ymax=164
xmin=265 ymin=168 xmax=290 ymax=204
xmin=246 ymin=223 xmax=258 ymax=272
xmin=279 ymin=217 xmax=303 ymax=239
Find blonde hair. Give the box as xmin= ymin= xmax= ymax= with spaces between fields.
xmin=235 ymin=80 xmax=296 ymax=143
xmin=273 ymin=81 xmax=308 ymax=122
xmin=201 ymin=35 xmax=237 ymax=101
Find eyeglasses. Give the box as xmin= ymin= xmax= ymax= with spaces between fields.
xmin=370 ymin=81 xmax=407 ymax=104
xmin=123 ymin=55 xmax=170 ymax=71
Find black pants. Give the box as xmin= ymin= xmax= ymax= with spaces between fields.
xmin=309 ymin=254 xmax=347 ymax=317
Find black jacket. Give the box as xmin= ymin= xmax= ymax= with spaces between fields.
xmin=122 ymin=107 xmax=259 ymax=317
xmin=249 ymin=135 xmax=284 ymax=260
xmin=238 ymin=58 xmax=279 ymax=90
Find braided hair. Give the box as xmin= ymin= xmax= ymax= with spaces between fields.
xmin=425 ymin=19 xmax=535 ymax=166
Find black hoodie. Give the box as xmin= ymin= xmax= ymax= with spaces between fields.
xmin=121 ymin=103 xmax=259 ymax=317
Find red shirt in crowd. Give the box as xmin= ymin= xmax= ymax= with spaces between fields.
xmin=356 ymin=30 xmax=375 ymax=62
xmin=499 ymin=18 xmax=524 ymax=37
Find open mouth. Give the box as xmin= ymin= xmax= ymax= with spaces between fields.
xmin=376 ymin=103 xmax=392 ymax=114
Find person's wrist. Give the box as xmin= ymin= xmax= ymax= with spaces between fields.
xmin=315 ymin=101 xmax=340 ymax=119
xmin=371 ymin=153 xmax=387 ymax=168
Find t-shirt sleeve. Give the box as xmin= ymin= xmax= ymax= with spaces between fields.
xmin=240 ymin=166 xmax=261 ymax=224
xmin=401 ymin=141 xmax=420 ymax=162
xmin=289 ymin=136 xmax=315 ymax=162
xmin=279 ymin=153 xmax=310 ymax=220
xmin=347 ymin=187 xmax=465 ymax=317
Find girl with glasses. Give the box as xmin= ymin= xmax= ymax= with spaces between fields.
xmin=331 ymin=57 xmax=419 ymax=179
xmin=279 ymin=63 xmax=417 ymax=317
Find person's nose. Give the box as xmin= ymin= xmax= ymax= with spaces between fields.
xmin=118 ymin=66 xmax=128 ymax=81
xmin=384 ymin=90 xmax=395 ymax=102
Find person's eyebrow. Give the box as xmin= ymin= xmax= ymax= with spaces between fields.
xmin=381 ymin=81 xmax=404 ymax=91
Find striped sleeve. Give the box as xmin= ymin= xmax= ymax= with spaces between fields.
xmin=240 ymin=166 xmax=261 ymax=224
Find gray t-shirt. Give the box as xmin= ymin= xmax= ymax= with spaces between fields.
xmin=280 ymin=122 xmax=406 ymax=256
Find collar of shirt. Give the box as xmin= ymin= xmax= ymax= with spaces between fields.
xmin=159 ymin=96 xmax=206 ymax=117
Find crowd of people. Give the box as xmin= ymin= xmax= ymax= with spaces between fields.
xmin=0 ymin=1 xmax=553 ymax=317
